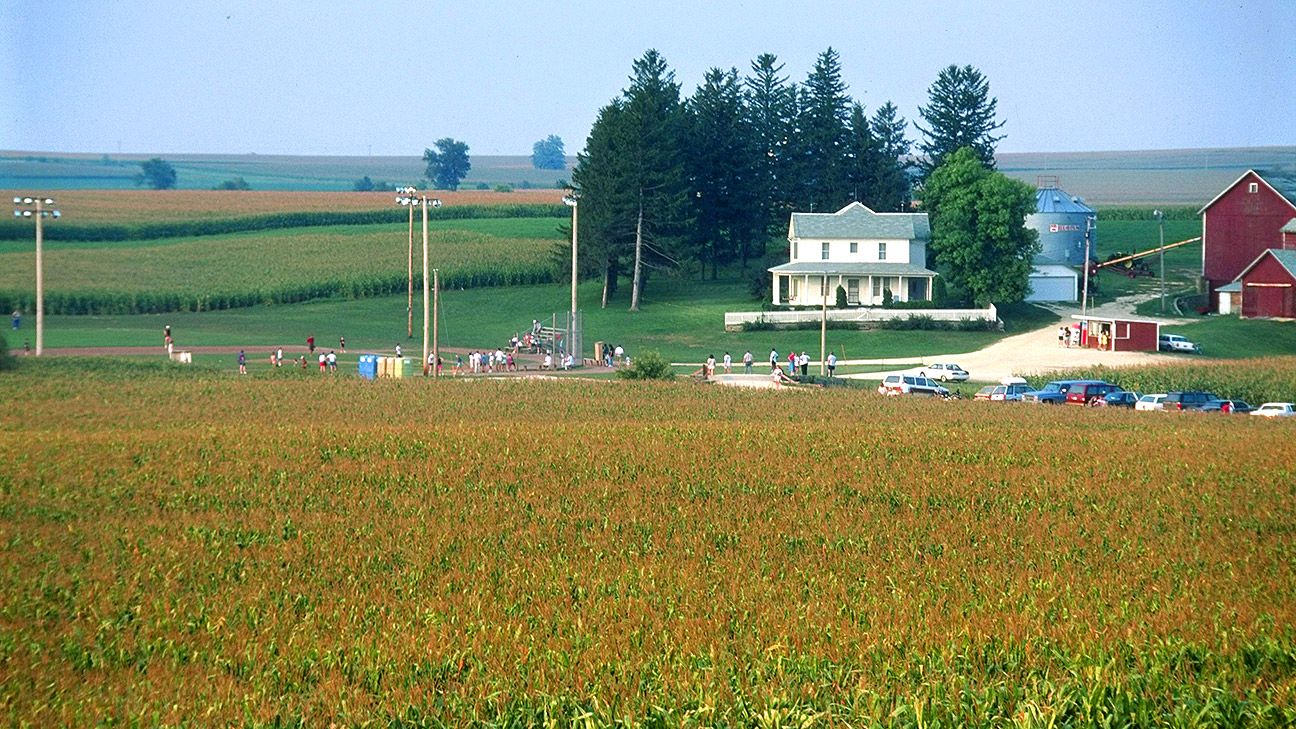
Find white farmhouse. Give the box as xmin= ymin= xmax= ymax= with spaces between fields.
xmin=768 ymin=202 xmax=937 ymax=306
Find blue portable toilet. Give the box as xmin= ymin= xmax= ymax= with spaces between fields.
xmin=357 ymin=354 xmax=378 ymax=380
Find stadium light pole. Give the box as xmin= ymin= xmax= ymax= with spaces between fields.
xmin=397 ymin=186 xmax=417 ymax=338
xmin=13 ymin=196 xmax=60 ymax=356
xmin=1154 ymin=209 xmax=1165 ymax=314
xmin=562 ymin=193 xmax=579 ymax=317
xmin=395 ymin=191 xmax=441 ymax=375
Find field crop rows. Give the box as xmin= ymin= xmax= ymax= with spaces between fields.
xmin=0 ymin=221 xmax=566 ymax=315
xmin=1 ymin=364 xmax=1293 ymax=725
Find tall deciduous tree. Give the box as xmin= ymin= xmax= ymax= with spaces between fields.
xmin=915 ymin=64 xmax=1006 ymax=177
xmin=744 ymin=53 xmax=797 ymax=242
xmin=793 ymin=47 xmax=851 ymax=213
xmin=869 ymin=101 xmax=912 ymax=212
xmin=423 ymin=138 xmax=471 ymax=190
xmin=687 ymin=67 xmax=756 ymax=277
xmin=136 ymin=158 xmax=177 ymax=189
xmin=922 ymin=147 xmax=1039 ymax=306
xmin=531 ymin=135 xmax=566 ymax=170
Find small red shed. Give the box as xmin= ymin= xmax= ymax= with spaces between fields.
xmin=1199 ymin=170 xmax=1296 ymax=310
xmin=1235 ymin=248 xmax=1296 ymax=319
xmin=1070 ymin=315 xmax=1161 ymax=352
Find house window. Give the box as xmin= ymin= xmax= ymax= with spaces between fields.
xmin=821 ymin=242 xmax=830 ymax=260
xmin=872 ymin=278 xmax=882 ymax=298
xmin=1248 ymin=182 xmax=1258 ymax=193
xmin=878 ymin=242 xmax=887 ymax=260
xmin=792 ymin=241 xmax=798 ymax=259
xmin=850 ymin=241 xmax=858 ymax=254
xmin=847 ymin=278 xmax=859 ymax=304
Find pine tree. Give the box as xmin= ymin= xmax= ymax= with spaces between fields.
xmin=869 ymin=101 xmax=913 ymax=211
xmin=686 ymin=67 xmax=756 ymax=277
xmin=793 ymin=47 xmax=852 ymax=213
xmin=844 ymin=103 xmax=884 ymax=208
xmin=744 ymin=53 xmax=797 ymax=242
xmin=572 ymin=101 xmax=634 ymax=308
xmin=915 ymin=64 xmax=1006 ymax=177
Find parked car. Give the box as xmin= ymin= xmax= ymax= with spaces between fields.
xmin=991 ymin=377 xmax=1034 ymax=402
xmin=1164 ymin=391 xmax=1221 ymax=411
xmin=1252 ymin=402 xmax=1296 ymax=418
xmin=878 ymin=374 xmax=950 ymax=397
xmin=1199 ymin=399 xmax=1253 ymax=414
xmin=1135 ymin=394 xmax=1167 ymax=411
xmin=1065 ymin=381 xmax=1122 ymax=406
xmin=1023 ymin=380 xmax=1106 ymax=404
xmin=1159 ymin=333 xmax=1201 ymax=354
xmin=973 ymin=385 xmax=996 ymax=401
xmin=1098 ymin=391 xmax=1140 ymax=408
xmin=917 ymin=363 xmax=970 ymax=382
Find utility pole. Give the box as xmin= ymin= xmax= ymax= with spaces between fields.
xmin=1154 ymin=210 xmax=1165 ymax=314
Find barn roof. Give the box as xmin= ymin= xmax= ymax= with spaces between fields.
xmin=789 ymin=202 xmax=930 ymax=241
xmin=1034 ymin=187 xmax=1095 ymax=214
xmin=1198 ymin=169 xmax=1296 ymax=214
xmin=1282 ymin=218 xmax=1296 ymax=234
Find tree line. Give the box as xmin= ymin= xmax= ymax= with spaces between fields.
xmin=571 ymin=48 xmax=1025 ymax=310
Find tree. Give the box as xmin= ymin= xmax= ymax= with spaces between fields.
xmin=686 ymin=67 xmax=756 ymax=277
xmin=868 ymin=102 xmax=912 ymax=211
xmin=915 ymin=64 xmax=1006 ymax=176
xmin=744 ymin=53 xmax=797 ymax=241
xmin=423 ymin=138 xmax=471 ymax=190
xmin=136 ymin=158 xmax=177 ymax=189
xmin=922 ymin=147 xmax=1039 ymax=306
xmin=213 ymin=177 xmax=251 ymax=190
xmin=791 ymin=47 xmax=852 ymax=213
xmin=531 ymin=135 xmax=566 ymax=170
xmin=844 ymin=103 xmax=884 ymax=208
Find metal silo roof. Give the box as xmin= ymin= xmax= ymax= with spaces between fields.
xmin=1035 ymin=187 xmax=1095 ymax=215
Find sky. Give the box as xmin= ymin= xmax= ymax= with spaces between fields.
xmin=3 ymin=1 xmax=1293 ymax=157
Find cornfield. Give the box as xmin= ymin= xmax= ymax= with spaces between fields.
xmin=1 ymin=363 xmax=1293 ymax=726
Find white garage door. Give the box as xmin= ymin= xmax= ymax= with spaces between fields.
xmin=1026 ymin=274 xmax=1077 ymax=302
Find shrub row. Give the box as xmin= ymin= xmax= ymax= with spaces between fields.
xmin=0 ymin=204 xmax=567 ymax=242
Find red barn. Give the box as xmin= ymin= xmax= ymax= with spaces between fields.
xmin=1199 ymin=170 xmax=1296 ymax=311
xmin=1235 ymin=248 xmax=1296 ymax=319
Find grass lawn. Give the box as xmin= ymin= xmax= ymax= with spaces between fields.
xmin=1086 ymin=219 xmax=1202 ymax=304
xmin=1162 ymin=316 xmax=1296 ymax=359
xmin=25 ymin=277 xmax=1054 ymax=368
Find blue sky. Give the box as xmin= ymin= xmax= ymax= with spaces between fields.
xmin=3 ymin=1 xmax=1292 ymax=157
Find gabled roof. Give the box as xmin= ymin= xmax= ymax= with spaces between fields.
xmin=789 ymin=201 xmax=930 ymax=241
xmin=1233 ymin=248 xmax=1296 ymax=282
xmin=1198 ymin=169 xmax=1296 ymax=215
xmin=1216 ymin=281 xmax=1242 ymax=293
xmin=1034 ymin=187 xmax=1094 ymax=215
xmin=1282 ymin=218 xmax=1296 ymax=235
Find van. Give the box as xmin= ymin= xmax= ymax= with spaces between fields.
xmin=877 ymin=374 xmax=950 ymax=397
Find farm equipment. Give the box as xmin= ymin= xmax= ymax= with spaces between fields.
xmin=1093 ymin=237 xmax=1201 ymax=278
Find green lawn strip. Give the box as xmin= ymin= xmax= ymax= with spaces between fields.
xmin=1161 ymin=317 xmax=1296 ymax=359
xmin=34 ymin=278 xmax=1021 ymax=364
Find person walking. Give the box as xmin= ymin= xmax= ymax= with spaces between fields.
xmin=327 ymin=350 xmax=336 ymax=372
xmin=769 ymin=348 xmax=779 ymax=369
xmin=395 ymin=343 xmax=402 ymax=358
xmin=799 ymin=351 xmax=809 ymax=377
xmin=827 ymin=352 xmax=837 ymax=377
xmin=339 ymin=336 xmax=346 ymax=351
xmin=722 ymin=352 xmax=732 ymax=374
xmin=307 ymin=335 xmax=316 ymax=353
xmin=10 ymin=310 xmax=19 ymax=331
xmin=743 ymin=350 xmax=753 ymax=374
xmin=275 ymin=348 xmax=283 ymax=367
xmin=705 ymin=354 xmax=716 ymax=378
xmin=319 ymin=352 xmax=327 ymax=372
xmin=238 ymin=349 xmax=247 ymax=375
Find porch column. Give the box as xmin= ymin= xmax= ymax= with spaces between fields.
xmin=772 ymin=274 xmax=780 ymax=305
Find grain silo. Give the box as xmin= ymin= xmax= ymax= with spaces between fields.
xmin=1026 ymin=178 xmax=1096 ymax=265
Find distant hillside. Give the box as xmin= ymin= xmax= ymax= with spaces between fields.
xmin=5 ymin=147 xmax=1294 ymax=205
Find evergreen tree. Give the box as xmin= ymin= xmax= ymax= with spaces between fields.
xmin=915 ymin=64 xmax=1006 ymax=176
xmin=686 ymin=67 xmax=756 ymax=277
xmin=792 ymin=47 xmax=852 ymax=213
xmin=844 ymin=103 xmax=884 ymax=208
xmin=922 ymin=147 xmax=1039 ymax=306
xmin=869 ymin=101 xmax=913 ymax=211
xmin=743 ymin=53 xmax=797 ymax=243
xmin=571 ymin=101 xmax=634 ymax=308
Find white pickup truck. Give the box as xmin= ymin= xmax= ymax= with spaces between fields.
xmin=1159 ymin=333 xmax=1200 ymax=354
